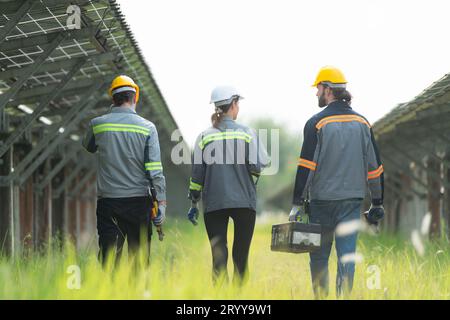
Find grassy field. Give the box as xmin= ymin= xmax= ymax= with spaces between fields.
xmin=0 ymin=214 xmax=449 ymax=300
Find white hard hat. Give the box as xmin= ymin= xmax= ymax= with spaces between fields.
xmin=210 ymin=85 xmax=244 ymax=107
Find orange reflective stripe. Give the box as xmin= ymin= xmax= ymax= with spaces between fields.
xmin=368 ymin=165 xmax=384 ymax=179
xmin=298 ymin=158 xmax=317 ymax=168
xmin=316 ymin=115 xmax=368 ymax=127
xmin=298 ymin=158 xmax=317 ymax=171
xmin=299 ymin=163 xmax=316 ymax=171
xmin=316 ymin=115 xmax=371 ymax=129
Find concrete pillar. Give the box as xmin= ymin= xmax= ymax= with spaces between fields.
xmin=427 ymin=157 xmax=441 ymax=239
xmin=20 ymin=178 xmax=34 ymax=250
xmin=52 ymin=165 xmax=66 ymax=245
xmin=445 ymin=152 xmax=450 ymax=239
xmin=32 ymin=158 xmax=53 ymax=249
xmin=0 ymin=146 xmax=14 ymax=255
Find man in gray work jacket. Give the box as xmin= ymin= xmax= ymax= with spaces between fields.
xmin=82 ymin=75 xmax=166 ymax=264
xmin=289 ymin=66 xmax=385 ymax=298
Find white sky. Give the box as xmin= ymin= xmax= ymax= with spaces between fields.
xmin=117 ymin=0 xmax=450 ymax=147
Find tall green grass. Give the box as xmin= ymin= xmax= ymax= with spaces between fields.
xmin=0 ymin=215 xmax=449 ymax=299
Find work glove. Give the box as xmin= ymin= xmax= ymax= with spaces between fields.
xmin=288 ymin=204 xmax=309 ymax=223
xmin=187 ymin=201 xmax=199 ymax=226
xmin=153 ymin=203 xmax=166 ymax=226
xmin=366 ymin=205 xmax=385 ymax=225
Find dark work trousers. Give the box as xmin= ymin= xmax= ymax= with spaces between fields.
xmin=96 ymin=197 xmax=152 ymax=265
xmin=204 ymin=208 xmax=256 ymax=284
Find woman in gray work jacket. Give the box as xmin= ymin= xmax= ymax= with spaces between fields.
xmin=186 ymin=86 xmax=269 ymax=284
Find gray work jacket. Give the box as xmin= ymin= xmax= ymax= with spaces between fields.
xmin=293 ymin=101 xmax=384 ymax=206
xmin=189 ymin=115 xmax=269 ymax=213
xmin=82 ymin=106 xmax=166 ymax=201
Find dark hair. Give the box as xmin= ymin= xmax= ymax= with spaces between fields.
xmin=211 ymin=98 xmax=238 ymax=128
xmin=330 ymin=87 xmax=352 ymax=104
xmin=112 ymin=91 xmax=136 ymax=106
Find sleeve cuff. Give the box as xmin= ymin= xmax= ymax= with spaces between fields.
xmin=156 ymin=194 xmax=166 ymax=202
xmin=372 ymin=198 xmax=383 ymax=206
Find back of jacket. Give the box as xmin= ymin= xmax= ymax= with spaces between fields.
xmin=189 ymin=115 xmax=269 ymax=213
xmin=293 ymin=101 xmax=384 ymax=206
xmin=82 ymin=106 xmax=166 ymax=201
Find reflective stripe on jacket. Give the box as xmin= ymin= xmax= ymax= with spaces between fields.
xmin=189 ymin=115 xmax=269 ymax=213
xmin=82 ymin=106 xmax=166 ymax=200
xmin=292 ymin=100 xmax=384 ymax=206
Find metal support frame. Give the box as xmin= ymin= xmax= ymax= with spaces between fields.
xmin=427 ymin=126 xmax=450 ymax=146
xmin=384 ymin=170 xmax=426 ymax=198
xmin=384 ymin=182 xmax=411 ymax=199
xmin=34 ymin=146 xmax=81 ymax=192
xmin=402 ymin=123 xmax=450 ymax=148
xmin=0 ymin=32 xmax=66 ymax=113
xmin=17 ymin=94 xmax=102 ymax=185
xmin=0 ymin=58 xmax=87 ymax=158
xmin=10 ymin=77 xmax=105 ymax=104
xmin=390 ymin=130 xmax=450 ymax=168
xmin=0 ymin=0 xmax=93 ymax=15
xmin=0 ymin=52 xmax=115 ymax=81
xmin=387 ymin=143 xmax=450 ymax=189
xmin=0 ymin=0 xmax=35 ymax=45
xmin=11 ymin=80 xmax=105 ymax=179
xmin=53 ymin=158 xmax=89 ymax=199
xmin=382 ymin=154 xmax=428 ymax=189
xmin=0 ymin=27 xmax=95 ymax=52
xmin=80 ymin=181 xmax=96 ymax=200
xmin=0 ymin=109 xmax=9 ymax=133
xmin=69 ymin=168 xmax=96 ymax=198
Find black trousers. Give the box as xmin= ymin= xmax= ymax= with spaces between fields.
xmin=204 ymin=208 xmax=256 ymax=283
xmin=96 ymin=197 xmax=152 ymax=264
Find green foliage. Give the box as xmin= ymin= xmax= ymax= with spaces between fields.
xmin=249 ymin=117 xmax=301 ymax=212
xmin=1 ymin=216 xmax=449 ymax=299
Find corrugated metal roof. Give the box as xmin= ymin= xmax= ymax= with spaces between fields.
xmin=373 ymin=72 xmax=450 ymax=137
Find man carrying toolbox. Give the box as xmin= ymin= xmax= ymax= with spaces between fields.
xmin=289 ymin=66 xmax=385 ymax=298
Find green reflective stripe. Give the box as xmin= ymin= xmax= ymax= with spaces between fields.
xmin=93 ymin=127 xmax=149 ymax=135
xmin=190 ymin=178 xmax=202 ymax=191
xmin=93 ymin=123 xmax=150 ymax=132
xmin=202 ymin=131 xmax=252 ymax=140
xmin=145 ymin=162 xmax=162 ymax=166
xmin=203 ymin=135 xmax=252 ymax=144
xmin=202 ymin=131 xmax=252 ymax=139
xmin=146 ymin=166 xmax=163 ymax=171
xmin=199 ymin=132 xmax=252 ymax=149
xmin=93 ymin=123 xmax=150 ymax=136
xmin=145 ymin=162 xmax=163 ymax=171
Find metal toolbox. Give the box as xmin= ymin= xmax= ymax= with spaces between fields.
xmin=271 ymin=222 xmax=322 ymax=253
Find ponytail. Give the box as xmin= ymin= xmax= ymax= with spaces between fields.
xmin=331 ymin=87 xmax=352 ymax=104
xmin=211 ymin=108 xmax=224 ymax=128
xmin=211 ymin=98 xmax=236 ymax=128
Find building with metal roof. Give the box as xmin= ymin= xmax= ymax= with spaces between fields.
xmin=372 ymin=73 xmax=450 ymax=238
xmin=0 ymin=0 xmax=189 ymax=254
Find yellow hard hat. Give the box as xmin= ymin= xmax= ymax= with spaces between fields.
xmin=109 ymin=75 xmax=140 ymax=103
xmin=312 ymin=66 xmax=347 ymax=88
